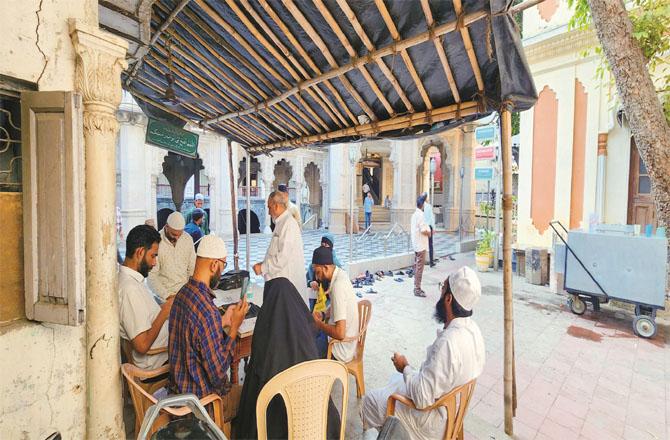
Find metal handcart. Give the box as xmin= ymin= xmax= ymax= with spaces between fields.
xmin=550 ymin=221 xmax=667 ymax=338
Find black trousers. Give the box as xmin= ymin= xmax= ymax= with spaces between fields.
xmin=428 ymin=226 xmax=434 ymax=266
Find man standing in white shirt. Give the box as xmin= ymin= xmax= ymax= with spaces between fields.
xmin=310 ymin=246 xmax=359 ymax=361
xmin=411 ymin=194 xmax=431 ymax=297
xmin=422 ymin=192 xmax=436 ymax=267
xmin=361 ymin=266 xmax=486 ymax=440
xmin=119 ymin=225 xmax=174 ymax=370
xmin=253 ymin=191 xmax=307 ymax=304
xmin=149 ymin=211 xmax=196 ymax=299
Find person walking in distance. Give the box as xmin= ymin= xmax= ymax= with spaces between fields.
xmin=411 ymin=194 xmax=431 ymax=297
xmin=363 ymin=192 xmax=374 ymax=230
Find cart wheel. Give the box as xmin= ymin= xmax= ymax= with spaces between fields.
xmin=633 ymin=316 xmax=657 ymax=339
xmin=568 ymin=296 xmax=586 ymax=315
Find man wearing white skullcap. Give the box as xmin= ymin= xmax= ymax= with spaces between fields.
xmin=169 ymin=234 xmax=249 ymax=413
xmin=148 ymin=211 xmax=196 ymax=299
xmin=361 ymin=266 xmax=486 ymax=440
xmin=185 ymin=193 xmax=210 ymax=235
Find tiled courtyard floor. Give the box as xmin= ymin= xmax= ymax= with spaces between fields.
xmin=343 ymin=252 xmax=669 ymax=440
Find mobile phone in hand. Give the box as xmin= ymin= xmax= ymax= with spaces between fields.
xmin=240 ymin=277 xmax=250 ymax=300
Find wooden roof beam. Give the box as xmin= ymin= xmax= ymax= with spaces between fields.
xmin=194 ymin=0 xmax=324 ymax=134
xmin=153 ymin=4 xmax=305 ymax=137
xmin=420 ymin=0 xmax=461 ymax=102
xmin=334 ymin=0 xmax=414 ymax=113
xmin=453 ymin=0 xmax=485 ymax=92
xmin=258 ymin=0 xmax=357 ymax=126
xmin=222 ymin=0 xmax=332 ymax=133
xmin=283 ymin=0 xmax=378 ymax=122
xmin=203 ymin=8 xmax=488 ymax=125
xmin=249 ymin=101 xmax=480 ymax=151
xmin=374 ymin=0 xmax=432 ymax=110
xmin=237 ymin=0 xmax=346 ymax=129
xmin=315 ymin=0 xmax=396 ymax=116
xmin=125 ymin=0 xmax=192 ymax=87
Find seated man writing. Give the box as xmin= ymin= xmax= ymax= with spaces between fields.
xmin=311 ymin=246 xmax=359 ymax=362
xmin=361 ymin=266 xmax=486 ymax=439
xmin=168 ymin=234 xmax=249 ymax=415
xmin=119 ymin=225 xmax=173 ymax=370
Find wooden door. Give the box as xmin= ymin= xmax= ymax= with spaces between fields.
xmin=627 ymin=140 xmax=657 ymax=229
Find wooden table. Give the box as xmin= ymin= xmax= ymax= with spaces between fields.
xmin=230 ymin=330 xmax=253 ymax=384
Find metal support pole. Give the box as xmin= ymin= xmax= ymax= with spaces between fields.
xmin=458 ymin=166 xmax=464 ymax=241
xmin=349 ymin=161 xmax=354 ymax=273
xmin=501 ymin=107 xmax=516 ymax=435
xmin=494 ymin=121 xmax=503 ymax=270
xmin=246 ymin=152 xmax=251 ymax=272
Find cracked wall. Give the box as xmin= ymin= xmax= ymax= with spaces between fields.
xmin=0 ymin=0 xmax=97 ymax=90
xmin=0 ymin=1 xmax=96 ymax=438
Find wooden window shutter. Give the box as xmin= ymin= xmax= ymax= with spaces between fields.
xmin=21 ymin=91 xmax=85 ymax=326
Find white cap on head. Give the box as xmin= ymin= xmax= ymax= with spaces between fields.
xmin=195 ymin=193 xmax=205 ymax=201
xmin=166 ymin=211 xmax=185 ymax=230
xmin=197 ymin=234 xmax=228 ymax=259
xmin=448 ymin=266 xmax=481 ymax=311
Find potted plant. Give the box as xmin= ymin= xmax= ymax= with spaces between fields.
xmin=475 ymin=229 xmax=495 ymax=272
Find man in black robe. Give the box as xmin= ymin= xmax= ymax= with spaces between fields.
xmin=235 ymin=277 xmax=340 ymax=439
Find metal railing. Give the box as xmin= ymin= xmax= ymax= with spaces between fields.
xmin=349 ymin=222 xmax=411 ymax=262
xmin=303 ymin=214 xmax=317 ymax=230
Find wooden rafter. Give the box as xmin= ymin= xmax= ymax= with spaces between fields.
xmin=237 ymin=0 xmax=345 ymax=128
xmin=334 ymin=0 xmax=414 ymax=113
xmin=453 ymin=0 xmax=485 ymax=92
xmin=258 ymin=0 xmax=357 ymax=126
xmin=203 ymin=8 xmax=488 ymax=125
xmin=153 ymin=2 xmax=308 ymax=137
xmin=283 ymin=0 xmax=378 ymax=122
xmin=134 ymin=76 xmax=263 ymax=145
xmin=250 ymin=101 xmax=480 ymax=152
xmin=315 ymin=0 xmax=396 ymax=116
xmin=420 ymin=0 xmax=461 ymax=103
xmin=193 ymin=0 xmax=324 ymax=134
xmin=374 ymin=0 xmax=432 ymax=110
xmin=223 ymin=0 xmax=332 ymax=133
xmin=142 ymin=57 xmax=281 ymax=142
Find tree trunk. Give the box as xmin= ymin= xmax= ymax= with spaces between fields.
xmin=587 ymin=0 xmax=670 ymax=289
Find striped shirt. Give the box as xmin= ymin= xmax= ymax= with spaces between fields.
xmin=168 ymin=277 xmax=236 ymax=398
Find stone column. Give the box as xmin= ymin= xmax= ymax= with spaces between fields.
xmin=328 ymin=143 xmax=360 ymax=233
xmin=70 ymin=20 xmax=128 ymax=439
xmin=117 ymin=96 xmax=150 ymax=234
xmin=260 ymin=156 xmax=274 ymax=234
xmin=321 ymin=158 xmax=330 ymax=227
xmin=293 ymin=155 xmax=304 ymax=222
xmin=389 ymin=139 xmax=419 ymax=230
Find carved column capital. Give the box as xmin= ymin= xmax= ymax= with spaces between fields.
xmin=70 ymin=20 xmax=128 ymax=136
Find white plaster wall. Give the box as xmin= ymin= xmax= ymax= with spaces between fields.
xmin=0 ymin=0 xmax=98 ymax=90
xmin=0 ymin=1 xmax=98 ymax=437
xmin=522 ymin=0 xmax=572 ymax=40
xmin=604 ymin=121 xmax=632 ymax=224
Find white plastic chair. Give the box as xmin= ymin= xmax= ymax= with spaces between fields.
xmin=256 ymin=359 xmax=349 ymax=440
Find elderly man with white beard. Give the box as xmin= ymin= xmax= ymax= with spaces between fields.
xmin=361 ymin=266 xmax=486 ymax=440
xmin=253 ymin=191 xmax=307 ymax=305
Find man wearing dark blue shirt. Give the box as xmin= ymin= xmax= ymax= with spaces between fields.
xmin=184 ymin=208 xmax=205 ymax=249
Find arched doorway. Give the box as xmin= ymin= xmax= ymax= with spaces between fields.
xmin=272 ymin=159 xmax=293 ymax=194
xmin=238 ymin=209 xmax=260 ymax=234
xmin=238 ymin=156 xmax=260 ymax=197
xmin=303 ymin=162 xmax=323 ymax=227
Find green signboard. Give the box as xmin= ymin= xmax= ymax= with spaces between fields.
xmin=145 ymin=118 xmax=199 ymax=157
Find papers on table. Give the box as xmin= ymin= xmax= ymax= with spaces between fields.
xmin=239 ymin=317 xmax=256 ymax=335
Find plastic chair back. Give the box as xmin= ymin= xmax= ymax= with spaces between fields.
xmin=256 ymin=359 xmax=349 ymax=440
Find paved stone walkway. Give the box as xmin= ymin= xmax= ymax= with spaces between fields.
xmin=227 ymin=229 xmax=459 ymax=270
xmin=341 ymin=253 xmax=669 ymax=440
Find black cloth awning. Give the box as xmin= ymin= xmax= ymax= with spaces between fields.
xmin=123 ymin=0 xmax=536 ymax=152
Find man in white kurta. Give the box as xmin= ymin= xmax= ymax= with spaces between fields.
xmin=148 ymin=211 xmax=196 ymax=299
xmin=361 ymin=266 xmax=486 ymax=440
xmin=254 ymin=191 xmax=307 ymax=304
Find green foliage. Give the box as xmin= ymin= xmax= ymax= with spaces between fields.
xmin=511 ymin=112 xmax=520 ymax=136
xmin=568 ymin=0 xmax=670 ymax=123
xmin=479 ymin=201 xmax=494 ymax=217
xmin=476 ymin=229 xmax=496 ymax=255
